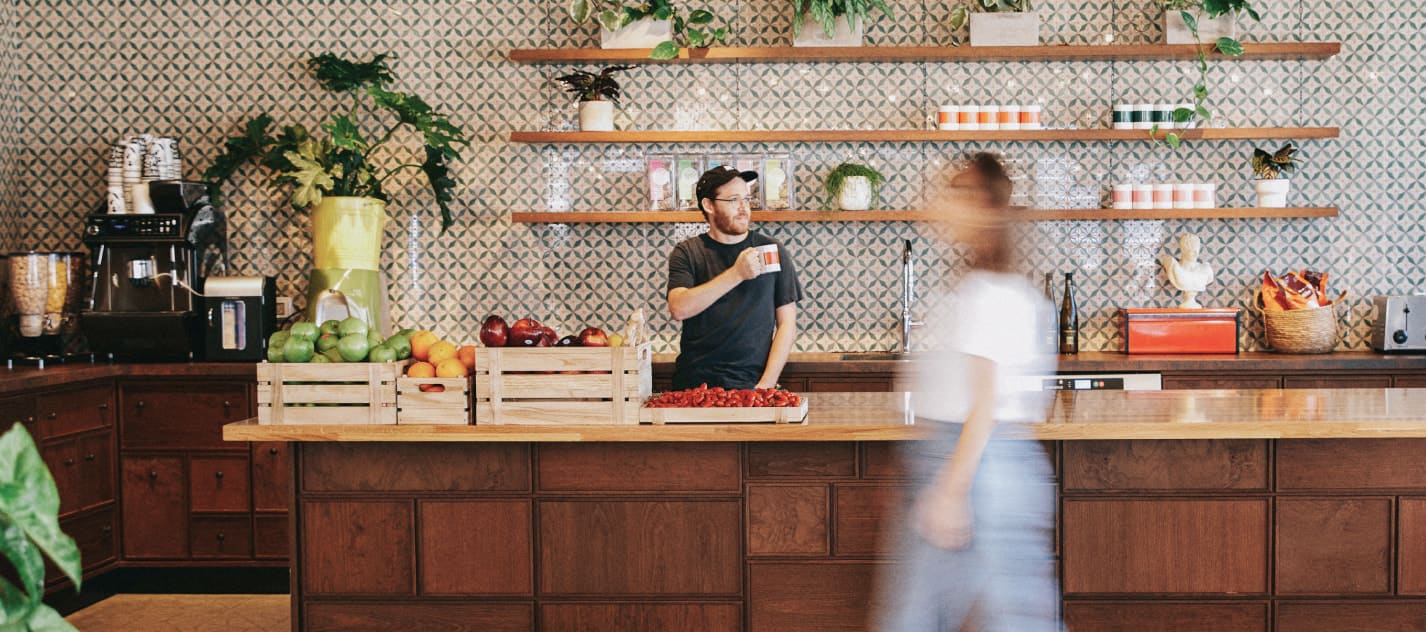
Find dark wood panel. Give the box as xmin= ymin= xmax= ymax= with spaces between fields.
xmin=1276 ymin=497 xmax=1392 ymax=594
xmin=539 ymin=500 xmax=740 ymax=595
xmin=803 ymin=378 xmax=893 ymax=392
xmin=1278 ymin=439 xmax=1426 ymax=490
xmin=254 ymin=515 xmax=289 ymax=559
xmin=303 ymin=443 xmax=529 ymax=493
xmin=833 ymin=484 xmax=906 ymax=557
xmin=189 ymin=456 xmax=250 ymax=513
xmin=746 ymin=443 xmax=855 ymax=478
xmin=859 ymin=442 xmax=910 ymax=479
xmin=119 ymin=382 xmax=249 ymax=450
xmin=419 ymin=500 xmax=532 ymax=595
xmin=748 ymin=562 xmax=883 ymax=632
xmin=190 ymin=517 xmax=252 ymax=559
xmin=1162 ymin=376 xmax=1281 ymax=390
xmin=747 ymin=485 xmax=827 ymax=556
xmin=1396 ymin=376 xmax=1426 ymax=387
xmin=1276 ymin=601 xmax=1426 ymax=632
xmin=251 ymin=442 xmax=290 ymax=512
xmin=120 ymin=456 xmax=187 ymax=559
xmin=1064 ymin=601 xmax=1268 ymax=632
xmin=0 ymin=395 xmax=35 ymax=429
xmin=1062 ymin=440 xmax=1268 ymax=492
xmin=77 ymin=431 xmax=113 ymax=512
xmin=542 ymin=603 xmax=741 ymax=632
xmin=41 ymin=438 xmax=79 ymax=515
xmin=47 ymin=507 xmax=116 ymax=585
xmin=34 ymin=382 xmax=113 ymax=439
xmin=1062 ymin=499 xmax=1268 ymax=594
xmin=538 ymin=443 xmax=738 ymax=492
xmin=1402 ymin=498 xmax=1426 ymax=594
xmin=305 ymin=602 xmax=533 ymax=632
xmin=1283 ymin=375 xmax=1393 ymax=389
xmin=302 ymin=500 xmax=413 ymax=595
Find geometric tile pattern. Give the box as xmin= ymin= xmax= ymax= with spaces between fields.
xmin=0 ymin=0 xmax=1416 ymax=354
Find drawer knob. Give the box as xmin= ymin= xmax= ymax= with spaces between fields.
xmin=25 ymin=416 xmax=33 ymax=423
xmin=268 ymin=447 xmax=279 ymax=456
xmin=222 ymin=400 xmax=232 ymax=408
xmin=98 ymin=403 xmax=109 ymax=410
xmin=148 ymin=471 xmax=158 ymax=479
xmin=85 ymin=453 xmax=96 ymax=462
xmin=216 ymin=533 xmax=225 ymax=541
xmin=135 ymin=401 xmax=145 ymax=409
xmin=63 ymin=458 xmax=74 ymax=466
xmin=101 ymin=525 xmax=112 ymax=534
xmin=46 ymin=412 xmax=56 ymax=420
xmin=215 ymin=471 xmax=224 ymax=479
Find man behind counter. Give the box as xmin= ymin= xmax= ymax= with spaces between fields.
xmin=667 ymin=166 xmax=803 ymax=390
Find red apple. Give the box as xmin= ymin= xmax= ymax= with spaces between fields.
xmin=556 ymin=335 xmax=580 ymax=347
xmin=478 ymin=315 xmax=508 ymax=347
xmin=578 ymin=327 xmax=609 ymax=347
xmin=539 ymin=326 xmax=558 ymax=347
xmin=508 ymin=318 xmax=542 ymax=347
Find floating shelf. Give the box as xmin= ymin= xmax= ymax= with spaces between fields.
xmin=508 ymin=127 xmax=1339 ymax=143
xmin=512 ymin=207 xmax=1339 ymax=223
xmin=509 ymin=42 xmax=1341 ymax=64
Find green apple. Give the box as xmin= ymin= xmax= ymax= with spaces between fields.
xmin=315 ymin=333 xmax=341 ymax=353
xmin=266 ymin=342 xmax=286 ymax=363
xmin=337 ymin=334 xmax=370 ymax=363
xmin=319 ymin=319 xmax=341 ymax=336
xmin=268 ymin=330 xmax=290 ymax=350
xmin=367 ymin=331 xmax=385 ymax=349
xmin=310 ymin=353 xmax=331 ymax=363
xmin=289 ymin=322 xmax=320 ymax=342
xmin=368 ymin=344 xmax=397 ymax=364
xmin=338 ymin=317 xmax=368 ymax=338
xmin=385 ymin=334 xmax=412 ymax=360
xmin=282 ymin=337 xmax=314 ymax=363
xmin=322 ymin=347 xmax=345 ymax=363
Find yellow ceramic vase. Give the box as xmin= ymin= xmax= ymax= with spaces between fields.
xmin=310 ymin=196 xmax=387 ymax=271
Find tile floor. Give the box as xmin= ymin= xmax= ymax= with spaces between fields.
xmin=64 ymin=594 xmax=289 ymax=631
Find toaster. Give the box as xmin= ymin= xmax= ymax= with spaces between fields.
xmin=1370 ymin=296 xmax=1426 ymax=352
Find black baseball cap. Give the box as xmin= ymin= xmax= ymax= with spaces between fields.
xmin=694 ymin=165 xmax=758 ymax=206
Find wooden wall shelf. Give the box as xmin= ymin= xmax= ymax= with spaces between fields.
xmin=512 ymin=207 xmax=1338 ymax=223
xmin=509 ymin=42 xmax=1341 ymax=64
xmin=508 ymin=128 xmax=1339 ymax=144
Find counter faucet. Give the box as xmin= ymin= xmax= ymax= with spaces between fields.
xmin=900 ymin=239 xmax=925 ymax=354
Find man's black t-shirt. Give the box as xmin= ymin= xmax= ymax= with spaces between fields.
xmin=667 ymin=232 xmax=803 ymax=390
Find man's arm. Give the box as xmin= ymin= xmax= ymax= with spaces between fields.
xmin=756 ymin=303 xmax=797 ymax=389
xmin=668 ymin=248 xmax=760 ymax=321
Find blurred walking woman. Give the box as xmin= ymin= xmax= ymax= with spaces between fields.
xmin=875 ymin=153 xmax=1060 ymax=631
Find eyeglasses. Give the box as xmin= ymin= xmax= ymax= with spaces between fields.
xmin=713 ymin=196 xmax=755 ymax=206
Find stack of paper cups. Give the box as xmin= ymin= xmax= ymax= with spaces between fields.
xmin=997 ymin=105 xmax=1019 ymax=131
xmin=1111 ymin=184 xmax=1133 ymax=209
xmin=1021 ymin=105 xmax=1042 ymax=130
xmin=1193 ymin=183 xmax=1215 ymax=208
xmin=1172 ymin=183 xmax=1195 ymax=209
xmin=1152 ymin=184 xmax=1173 ymax=209
xmin=1131 ymin=184 xmax=1153 ymax=209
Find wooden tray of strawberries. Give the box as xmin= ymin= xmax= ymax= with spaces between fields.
xmin=640 ymin=385 xmax=809 ymax=425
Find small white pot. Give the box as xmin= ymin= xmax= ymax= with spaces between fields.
xmin=1163 ymin=11 xmax=1237 ymax=45
xmin=793 ymin=14 xmax=864 ymax=47
xmin=969 ymin=12 xmax=1039 ymax=47
xmin=837 ymin=176 xmax=873 ymax=211
xmin=600 ymin=18 xmax=672 ymax=49
xmin=1254 ymin=178 xmax=1291 ymax=208
xmin=578 ymin=100 xmax=615 ymax=131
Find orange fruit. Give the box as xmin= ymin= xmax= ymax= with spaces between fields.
xmin=407 ymin=361 xmax=436 ymax=378
xmin=456 ymin=345 xmax=476 ymax=371
xmin=427 ymin=340 xmax=458 ymax=366
xmin=409 ymin=330 xmax=439 ymax=361
xmin=435 ymin=358 xmax=469 ymax=378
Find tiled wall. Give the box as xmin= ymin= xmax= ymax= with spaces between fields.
xmin=1 ymin=0 xmax=1417 ymax=353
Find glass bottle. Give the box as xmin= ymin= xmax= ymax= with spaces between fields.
xmin=1059 ymin=272 xmax=1079 ymax=354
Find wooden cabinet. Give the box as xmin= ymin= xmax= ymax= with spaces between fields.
xmin=119 ymin=381 xmax=249 ymax=450
xmin=747 ymin=562 xmax=883 ymax=632
xmin=541 ymin=603 xmax=741 ymax=632
xmin=251 ymin=442 xmax=290 ymax=512
xmin=1163 ymin=376 xmax=1282 ymax=390
xmin=189 ymin=456 xmax=250 ymax=513
xmin=121 ymin=456 xmax=187 ymax=559
xmin=1276 ymin=497 xmax=1392 ymax=595
xmin=190 ymin=517 xmax=252 ymax=559
xmin=1064 ymin=601 xmax=1268 ymax=632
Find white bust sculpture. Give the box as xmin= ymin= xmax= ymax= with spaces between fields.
xmin=1160 ymin=233 xmax=1215 ymax=309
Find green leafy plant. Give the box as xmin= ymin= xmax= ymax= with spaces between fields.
xmin=204 ymin=53 xmax=471 ymax=232
xmin=555 ymin=65 xmax=635 ymax=104
xmin=1 ymin=425 xmax=81 ymax=631
xmin=567 ymin=0 xmax=729 ymax=60
xmin=824 ymin=162 xmax=887 ymax=209
xmin=1251 ymin=141 xmax=1298 ymax=179
xmin=948 ymin=0 xmax=1031 ymax=39
xmin=1156 ymin=0 xmax=1261 ymax=148
xmin=792 ymin=0 xmax=894 ymax=40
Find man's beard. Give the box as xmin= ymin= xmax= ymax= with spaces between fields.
xmin=712 ymin=212 xmax=748 ymax=236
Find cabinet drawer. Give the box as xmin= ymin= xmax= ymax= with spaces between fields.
xmin=0 ymin=395 xmax=36 ymax=432
xmin=77 ymin=431 xmax=114 ymax=512
xmin=47 ymin=507 xmax=117 ymax=587
xmin=255 ymin=515 xmax=289 ymax=559
xmin=1064 ymin=601 xmax=1268 ymax=632
xmin=120 ymin=382 xmax=249 ymax=450
xmin=190 ymin=456 xmax=250 ymax=513
xmin=35 ymin=383 xmax=113 ymax=439
xmin=252 ymin=442 xmax=291 ymax=512
xmin=191 ymin=517 xmax=252 ymax=559
xmin=41 ymin=438 xmax=80 ymax=516
xmin=121 ymin=456 xmax=187 ymax=559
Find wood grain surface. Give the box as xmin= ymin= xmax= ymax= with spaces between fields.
xmin=302 ymin=500 xmax=413 ymax=596
xmin=301 ymin=442 xmax=529 ymax=492
xmin=1064 ymin=601 xmax=1268 ymax=631
xmin=540 ymin=603 xmax=741 ymax=632
xmin=305 ymin=602 xmax=532 ymax=632
xmin=537 ymin=443 xmax=738 ymax=492
xmin=1276 ymin=497 xmax=1392 ymax=594
xmin=418 ymin=500 xmax=532 ymax=595
xmin=1062 ymin=440 xmax=1269 ymax=491
xmin=746 ymin=485 xmax=828 ymax=556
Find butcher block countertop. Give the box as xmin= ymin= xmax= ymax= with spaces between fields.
xmin=225 ymin=388 xmax=1426 ymax=442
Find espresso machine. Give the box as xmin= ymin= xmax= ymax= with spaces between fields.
xmin=81 ymin=181 xmax=227 ymax=360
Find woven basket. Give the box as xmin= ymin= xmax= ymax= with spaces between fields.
xmin=1255 ymin=290 xmax=1341 ymax=354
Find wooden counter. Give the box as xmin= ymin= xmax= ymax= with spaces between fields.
xmin=225 ymin=387 xmax=1426 ymax=442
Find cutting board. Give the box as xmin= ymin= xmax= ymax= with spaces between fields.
xmin=640 ymin=398 xmax=809 ymax=424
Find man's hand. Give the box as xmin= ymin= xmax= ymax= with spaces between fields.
xmin=732 ymin=248 xmax=761 ymax=281
xmin=914 ymin=487 xmax=974 ymax=550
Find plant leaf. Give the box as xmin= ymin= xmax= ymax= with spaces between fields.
xmin=567 ymin=0 xmax=590 ymax=23
xmin=688 ymin=9 xmax=712 ymax=24
xmin=949 ymin=6 xmax=969 ymax=30
xmin=650 ymin=41 xmax=679 ymax=59
xmin=1245 ymin=6 xmax=1261 ymax=22
xmin=22 ymin=602 xmax=77 ymax=632
xmin=597 ymin=10 xmax=622 ymax=31
xmin=1215 ymin=37 xmax=1244 ymax=56
xmin=1172 ymin=107 xmax=1194 ymax=123
xmin=1166 ymin=133 xmax=1182 ymax=149
xmin=1196 ymin=105 xmax=1212 ymax=120
xmin=0 ymin=425 xmax=81 ymax=595
xmin=1179 ymin=10 xmax=1197 ymax=32
xmin=323 ymin=115 xmax=365 ymax=152
xmin=653 ymin=6 xmax=673 ymax=20
xmin=307 ymin=53 xmax=394 ymax=93
xmin=1193 ymin=81 xmax=1208 ymax=101
xmin=282 ymin=140 xmax=335 ymax=209
xmin=420 ymin=146 xmax=457 ymax=232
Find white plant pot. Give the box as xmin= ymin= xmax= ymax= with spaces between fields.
xmin=793 ymin=14 xmax=865 ymax=47
xmin=969 ymin=12 xmax=1039 ymax=47
xmin=837 ymin=176 xmax=873 ymax=211
xmin=1163 ymin=11 xmax=1237 ymax=45
xmin=578 ymin=100 xmax=615 ymax=132
xmin=1254 ymin=178 xmax=1291 ymax=208
xmin=600 ymin=18 xmax=672 ymax=49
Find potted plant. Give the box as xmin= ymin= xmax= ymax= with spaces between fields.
xmin=555 ymin=65 xmax=634 ymax=132
xmin=1 ymin=425 xmax=82 ymax=631
xmin=204 ymin=53 xmax=470 ymax=330
xmin=1251 ymin=141 xmax=1297 ymax=207
xmin=791 ymin=0 xmax=893 ymax=48
xmin=949 ymin=0 xmax=1038 ymax=47
xmin=567 ymin=0 xmax=729 ymax=59
xmin=1156 ymin=0 xmax=1260 ymax=147
xmin=825 ymin=163 xmax=886 ymax=211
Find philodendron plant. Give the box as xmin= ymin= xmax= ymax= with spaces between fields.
xmin=1157 ymin=0 xmax=1262 ymax=147
xmin=1 ymin=424 xmax=82 ymax=631
xmin=792 ymin=0 xmax=894 ymax=39
xmin=568 ymin=0 xmax=729 ymax=59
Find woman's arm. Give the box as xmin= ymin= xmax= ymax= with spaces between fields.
xmin=915 ymin=353 xmax=998 ymax=550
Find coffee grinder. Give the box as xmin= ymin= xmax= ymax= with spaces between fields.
xmin=81 ymin=181 xmax=227 ymax=360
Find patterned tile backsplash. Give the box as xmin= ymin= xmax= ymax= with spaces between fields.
xmin=0 ymin=0 xmax=1418 ymax=354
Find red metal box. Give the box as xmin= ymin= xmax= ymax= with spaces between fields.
xmin=1120 ymin=308 xmax=1240 ymax=354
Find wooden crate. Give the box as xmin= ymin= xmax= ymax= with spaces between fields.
xmin=474 ymin=344 xmax=652 ymax=425
xmin=397 ymin=377 xmax=471 ymax=425
xmin=640 ymin=398 xmax=810 ymax=424
xmin=256 ymin=362 xmax=399 ymax=425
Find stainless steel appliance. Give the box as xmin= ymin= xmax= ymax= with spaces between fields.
xmin=81 ymin=181 xmax=226 ymax=360
xmin=1014 ymin=372 xmax=1163 ymax=391
xmin=203 ymin=276 xmax=276 ymax=361
xmin=1370 ymin=295 xmax=1426 ymax=352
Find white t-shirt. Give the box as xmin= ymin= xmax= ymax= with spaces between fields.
xmin=910 ymin=271 xmax=1056 ymax=423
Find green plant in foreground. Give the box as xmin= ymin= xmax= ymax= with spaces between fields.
xmin=792 ymin=0 xmax=894 ymax=40
xmin=568 ymin=0 xmax=729 ymax=60
xmin=1251 ymin=142 xmax=1298 ymax=179
xmin=824 ymin=162 xmax=887 ymax=209
xmin=555 ymin=65 xmax=635 ymax=104
xmin=204 ymin=53 xmax=470 ymax=232
xmin=1156 ymin=0 xmax=1261 ymax=148
xmin=1 ymin=424 xmax=81 ymax=631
